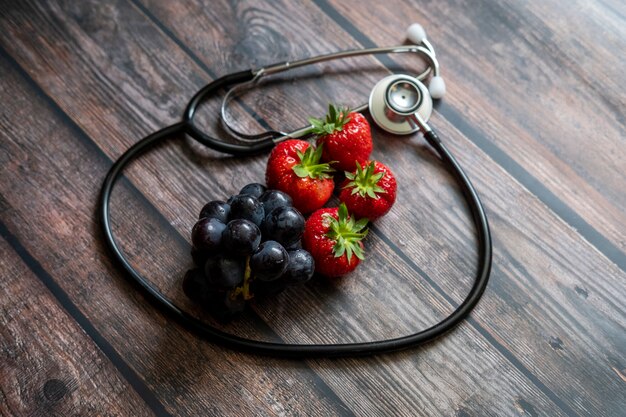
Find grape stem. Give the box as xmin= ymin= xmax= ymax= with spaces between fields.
xmin=242 ymin=257 xmax=253 ymax=300
xmin=232 ymin=256 xmax=254 ymax=301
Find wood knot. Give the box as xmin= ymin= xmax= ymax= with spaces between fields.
xmin=548 ymin=336 xmax=564 ymax=351
xmin=43 ymin=378 xmax=68 ymax=402
xmin=455 ymin=407 xmax=472 ymax=417
xmin=515 ymin=398 xmax=538 ymax=417
xmin=574 ymin=285 xmax=589 ymax=299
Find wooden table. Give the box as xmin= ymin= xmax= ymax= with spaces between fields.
xmin=1 ymin=1 xmax=624 ymax=415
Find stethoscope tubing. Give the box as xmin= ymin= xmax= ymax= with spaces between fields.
xmin=99 ymin=71 xmax=492 ymax=357
xmin=183 ymin=70 xmax=278 ymax=155
xmin=185 ymin=44 xmax=439 ymax=147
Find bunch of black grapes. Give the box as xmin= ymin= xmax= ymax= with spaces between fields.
xmin=183 ymin=183 xmax=315 ymax=321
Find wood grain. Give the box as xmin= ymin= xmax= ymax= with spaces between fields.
xmin=0 ymin=0 xmax=624 ymax=416
xmin=129 ymin=0 xmax=626 ymax=414
xmin=0 ymin=6 xmax=575 ymax=416
xmin=0 ymin=238 xmax=154 ymax=417
xmin=324 ymin=0 xmax=626 ymax=258
xmin=0 ymin=56 xmax=353 ymax=416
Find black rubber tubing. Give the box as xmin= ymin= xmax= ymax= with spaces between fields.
xmin=183 ymin=69 xmax=277 ymax=155
xmin=99 ymin=73 xmax=492 ymax=358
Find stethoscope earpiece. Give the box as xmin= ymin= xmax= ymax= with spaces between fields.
xmin=405 ymin=23 xmax=446 ymax=100
xmin=406 ymin=23 xmax=427 ymax=44
xmin=428 ymin=76 xmax=446 ymax=99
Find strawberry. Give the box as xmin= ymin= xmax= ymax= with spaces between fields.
xmin=310 ymin=104 xmax=373 ymax=171
xmin=339 ymin=161 xmax=397 ymax=221
xmin=265 ymin=139 xmax=334 ymax=214
xmin=302 ymin=203 xmax=369 ymax=277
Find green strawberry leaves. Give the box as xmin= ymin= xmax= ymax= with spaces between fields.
xmin=308 ymin=103 xmax=352 ymax=136
xmin=326 ymin=203 xmax=369 ymax=263
xmin=292 ymin=144 xmax=335 ymax=179
xmin=344 ymin=161 xmax=386 ymax=198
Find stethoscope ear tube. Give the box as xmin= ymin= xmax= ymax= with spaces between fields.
xmin=99 ymin=119 xmax=492 ymax=357
xmin=183 ymin=70 xmax=277 ymax=155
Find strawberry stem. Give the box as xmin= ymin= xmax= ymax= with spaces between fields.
xmin=292 ymin=144 xmax=334 ymax=179
xmin=326 ymin=203 xmax=369 ymax=264
xmin=344 ymin=161 xmax=386 ymax=199
xmin=308 ymin=103 xmax=352 ymax=136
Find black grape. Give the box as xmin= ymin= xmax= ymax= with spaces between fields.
xmin=239 ymin=183 xmax=267 ymax=198
xmin=283 ymin=249 xmax=315 ymax=285
xmin=191 ymin=217 xmax=226 ymax=254
xmin=229 ymin=194 xmax=265 ymax=226
xmin=205 ymin=255 xmax=245 ymax=290
xmin=222 ymin=219 xmax=261 ymax=255
xmin=250 ymin=241 xmax=288 ymax=282
xmin=199 ymin=200 xmax=230 ymax=223
xmin=262 ymin=206 xmax=304 ymax=247
xmin=259 ymin=190 xmax=292 ymax=215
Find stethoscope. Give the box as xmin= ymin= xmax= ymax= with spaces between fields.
xmin=100 ymin=24 xmax=492 ymax=358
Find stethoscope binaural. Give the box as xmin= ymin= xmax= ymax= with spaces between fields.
xmin=100 ymin=23 xmax=492 ymax=358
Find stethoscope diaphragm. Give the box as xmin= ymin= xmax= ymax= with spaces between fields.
xmin=369 ymin=74 xmax=432 ymax=135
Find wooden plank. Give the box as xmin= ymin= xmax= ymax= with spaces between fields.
xmin=133 ymin=0 xmax=626 ymax=267
xmin=0 ymin=2 xmax=578 ymax=416
xmin=89 ymin=0 xmax=626 ymax=412
xmin=0 ymin=238 xmax=154 ymax=417
xmin=131 ymin=0 xmax=626 ymax=415
xmin=0 ymin=31 xmax=571 ymax=417
xmin=323 ymin=0 xmax=626 ymax=262
xmin=0 ymin=0 xmax=623 ymax=415
xmin=0 ymin=56 xmax=353 ymax=417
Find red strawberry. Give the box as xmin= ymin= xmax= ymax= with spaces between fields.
xmin=310 ymin=104 xmax=373 ymax=171
xmin=302 ymin=203 xmax=368 ymax=277
xmin=265 ymin=139 xmax=334 ymax=214
xmin=339 ymin=161 xmax=397 ymax=221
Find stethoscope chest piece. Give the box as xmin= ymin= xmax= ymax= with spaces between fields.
xmin=369 ymin=74 xmax=432 ymax=135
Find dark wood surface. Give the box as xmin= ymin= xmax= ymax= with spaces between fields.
xmin=1 ymin=0 xmax=624 ymax=415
